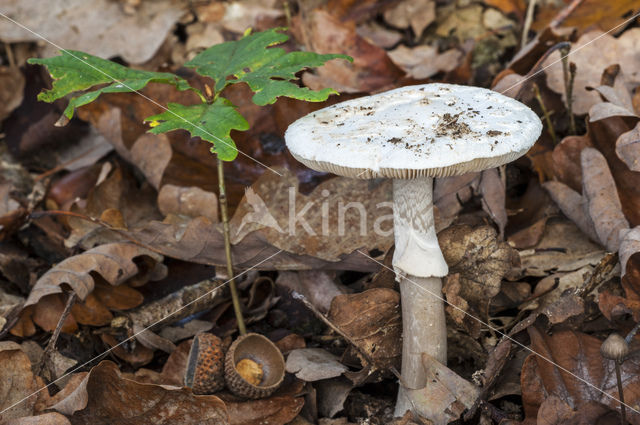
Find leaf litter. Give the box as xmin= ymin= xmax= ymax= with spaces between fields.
xmin=3 ymin=1 xmax=640 ymax=424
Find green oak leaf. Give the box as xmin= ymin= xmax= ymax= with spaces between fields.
xmin=28 ymin=50 xmax=193 ymax=120
xmin=186 ymin=27 xmax=352 ymax=105
xmin=144 ymin=99 xmax=249 ymax=161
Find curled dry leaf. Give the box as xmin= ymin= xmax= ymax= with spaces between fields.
xmin=581 ymin=147 xmax=630 ymax=251
xmin=327 ymin=288 xmax=402 ymax=384
xmin=0 ymin=0 xmax=185 ymax=64
xmin=50 ymin=361 xmax=228 ymax=425
xmin=522 ymin=327 xmax=640 ymax=425
xmin=616 ymin=121 xmax=640 ymax=172
xmin=25 ymin=242 xmax=163 ymax=306
xmin=439 ymin=225 xmax=519 ymax=322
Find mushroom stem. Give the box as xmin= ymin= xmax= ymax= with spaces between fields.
xmin=392 ymin=177 xmax=448 ymax=417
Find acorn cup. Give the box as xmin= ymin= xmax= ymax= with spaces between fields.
xmin=185 ymin=332 xmax=226 ymax=394
xmin=224 ymin=332 xmax=285 ymax=399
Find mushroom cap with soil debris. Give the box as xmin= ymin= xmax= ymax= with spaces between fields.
xmin=285 ymin=83 xmax=542 ymax=179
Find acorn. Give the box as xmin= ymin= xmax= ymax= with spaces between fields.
xmin=185 ymin=332 xmax=225 ymax=394
xmin=601 ymin=333 xmax=630 ymax=362
xmin=224 ymin=332 xmax=285 ymax=399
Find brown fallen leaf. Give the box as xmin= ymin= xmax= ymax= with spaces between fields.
xmin=3 ymin=412 xmax=71 ymax=425
xmin=0 ymin=0 xmax=185 ymax=64
xmin=157 ymin=185 xmax=218 ymax=222
xmin=388 ymin=44 xmax=462 ymax=80
xmin=598 ymin=226 xmax=640 ymax=320
xmin=517 ymin=219 xmax=606 ymax=278
xmin=0 ymin=342 xmax=47 ymax=421
xmin=50 ymin=361 xmax=228 ymax=424
xmin=25 ymin=242 xmax=163 ymax=307
xmin=581 ymin=147 xmax=630 ymax=251
xmin=285 ymin=348 xmax=348 ymax=382
xmin=616 ymin=122 xmax=640 ymax=172
xmin=295 ymin=8 xmax=403 ymax=93
xmin=224 ymin=395 xmax=304 ymax=425
xmin=0 ymin=66 xmax=25 ymax=122
xmin=533 ymin=0 xmax=640 ymax=36
xmin=276 ymin=271 xmax=347 ymax=314
xmin=328 ymin=288 xmax=402 ymax=384
xmin=382 ymin=0 xmax=435 ymax=37
xmin=439 ymin=225 xmax=519 ymax=327
xmin=522 ymin=327 xmax=640 ymax=425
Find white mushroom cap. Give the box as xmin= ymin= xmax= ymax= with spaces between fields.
xmin=285 ymin=83 xmax=542 ymax=179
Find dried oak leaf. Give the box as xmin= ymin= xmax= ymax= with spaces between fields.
xmin=532 ymin=0 xmax=640 ymax=36
xmin=328 ymin=288 xmax=402 ymax=384
xmin=549 ymin=102 xmax=640 ymax=226
xmin=388 ymin=44 xmax=462 ymax=80
xmin=26 ymin=242 xmax=161 ymax=305
xmin=543 ymin=29 xmax=640 ymax=115
xmin=286 ymin=348 xmax=348 ymax=382
xmin=598 ymin=226 xmax=640 ymax=320
xmin=439 ymin=225 xmax=519 ymax=323
xmin=224 ymin=395 xmax=304 ymax=425
xmin=0 ymin=0 xmax=185 ymax=64
xmin=50 ymin=360 xmax=228 ymax=425
xmin=616 ymin=121 xmax=640 ymax=172
xmin=0 ymin=341 xmax=47 ymax=421
xmin=581 ymin=147 xmax=630 ymax=251
xmin=522 ymin=327 xmax=640 ymax=425
xmin=295 ymin=8 xmax=403 ymax=93
xmin=382 ymin=0 xmax=436 ymax=37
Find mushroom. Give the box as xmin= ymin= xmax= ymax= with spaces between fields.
xmin=284 ymin=83 xmax=542 ymax=417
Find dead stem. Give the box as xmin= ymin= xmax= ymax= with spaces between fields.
xmin=533 ymin=83 xmax=557 ymax=144
xmin=217 ymin=157 xmax=246 ymax=335
xmin=560 ymin=45 xmax=577 ymax=134
xmin=37 ymin=292 xmax=76 ymax=377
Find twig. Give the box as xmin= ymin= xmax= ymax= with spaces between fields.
xmin=521 ymin=0 xmax=538 ymax=49
xmin=217 ymin=157 xmax=246 ymax=335
xmin=533 ymin=83 xmax=557 ymax=144
xmin=550 ymin=0 xmax=586 ymax=28
xmin=560 ymin=45 xmax=577 ymax=135
xmin=37 ymin=292 xmax=76 ymax=376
